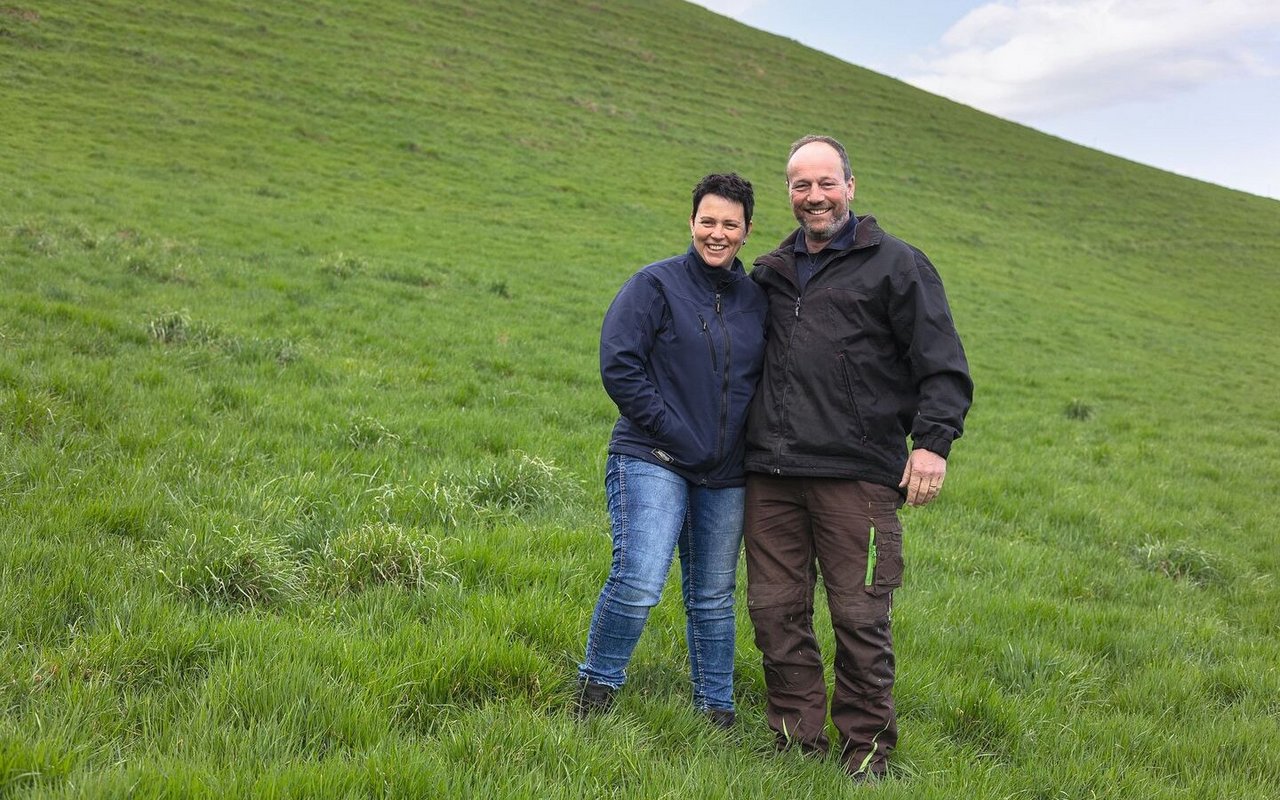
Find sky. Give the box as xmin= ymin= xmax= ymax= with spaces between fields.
xmin=688 ymin=0 xmax=1280 ymax=201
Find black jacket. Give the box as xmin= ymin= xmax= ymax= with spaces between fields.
xmin=601 ymin=244 xmax=768 ymax=487
xmin=745 ymin=215 xmax=972 ymax=489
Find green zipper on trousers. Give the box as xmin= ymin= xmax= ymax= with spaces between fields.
xmin=864 ymin=525 xmax=877 ymax=587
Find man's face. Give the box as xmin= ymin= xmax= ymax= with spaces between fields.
xmin=689 ymin=193 xmax=750 ymax=269
xmin=786 ymin=142 xmax=854 ymax=245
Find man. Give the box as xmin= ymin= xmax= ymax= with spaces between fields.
xmin=744 ymin=135 xmax=973 ymax=781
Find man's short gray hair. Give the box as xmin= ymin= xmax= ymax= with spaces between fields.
xmin=788 ymin=134 xmax=853 ymax=181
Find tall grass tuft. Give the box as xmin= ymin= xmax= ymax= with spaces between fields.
xmin=146 ymin=310 xmax=198 ymax=345
xmin=156 ymin=528 xmax=305 ymax=609
xmin=312 ymin=522 xmax=453 ymax=595
xmin=1132 ymin=539 xmax=1234 ymax=587
xmin=458 ymin=452 xmax=567 ymax=515
xmin=0 ymin=387 xmax=65 ymax=440
xmin=324 ymin=253 xmax=366 ymax=279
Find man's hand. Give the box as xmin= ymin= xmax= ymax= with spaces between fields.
xmin=899 ymin=449 xmax=947 ymax=506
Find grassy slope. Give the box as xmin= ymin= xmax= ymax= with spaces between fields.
xmin=2 ymin=0 xmax=1278 ymax=797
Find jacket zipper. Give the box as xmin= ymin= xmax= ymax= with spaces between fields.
xmin=774 ymin=293 xmax=802 ymax=473
xmin=714 ymin=291 xmax=729 ymax=466
xmin=837 ymin=353 xmax=869 ymax=444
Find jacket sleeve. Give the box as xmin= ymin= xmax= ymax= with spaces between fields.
xmin=599 ymin=272 xmax=670 ymax=437
xmin=889 ymin=248 xmax=974 ymax=458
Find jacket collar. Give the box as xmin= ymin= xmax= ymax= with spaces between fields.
xmin=755 ymin=214 xmax=884 ymax=274
xmin=793 ymin=215 xmax=859 ymax=255
xmin=686 ymin=243 xmax=746 ymax=290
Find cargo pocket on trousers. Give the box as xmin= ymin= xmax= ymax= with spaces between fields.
xmin=863 ymin=516 xmax=903 ymax=596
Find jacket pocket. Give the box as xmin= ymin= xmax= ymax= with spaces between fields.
xmin=696 ymin=314 xmax=718 ymax=372
xmin=863 ymin=515 xmax=903 ymax=596
xmin=837 ymin=353 xmax=868 ymax=443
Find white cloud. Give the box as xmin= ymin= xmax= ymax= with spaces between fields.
xmin=906 ymin=0 xmax=1280 ymax=118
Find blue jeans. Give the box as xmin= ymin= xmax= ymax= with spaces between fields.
xmin=579 ymin=454 xmax=744 ymax=711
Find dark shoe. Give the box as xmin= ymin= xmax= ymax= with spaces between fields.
xmin=842 ymin=741 xmax=888 ymax=783
xmin=572 ymin=679 xmax=616 ymax=719
xmin=704 ymin=708 xmax=736 ymax=729
xmin=845 ymin=760 xmax=887 ymax=784
xmin=775 ymin=736 xmax=828 ymax=757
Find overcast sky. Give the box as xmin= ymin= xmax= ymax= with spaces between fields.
xmin=688 ymin=0 xmax=1280 ymax=200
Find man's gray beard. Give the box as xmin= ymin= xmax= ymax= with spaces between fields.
xmin=801 ymin=211 xmax=849 ymax=242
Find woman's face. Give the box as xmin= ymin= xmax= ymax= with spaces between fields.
xmin=689 ymin=194 xmax=750 ymax=269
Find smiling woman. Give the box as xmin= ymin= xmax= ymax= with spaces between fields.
xmin=576 ymin=172 xmax=767 ymax=725
xmin=690 ymin=193 xmax=751 ymax=269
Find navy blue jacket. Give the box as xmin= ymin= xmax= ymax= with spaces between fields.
xmin=601 ymin=244 xmax=768 ymax=487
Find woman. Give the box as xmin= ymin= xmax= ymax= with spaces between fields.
xmin=576 ymin=173 xmax=767 ymax=727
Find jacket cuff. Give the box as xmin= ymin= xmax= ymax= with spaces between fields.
xmin=911 ymin=435 xmax=953 ymax=459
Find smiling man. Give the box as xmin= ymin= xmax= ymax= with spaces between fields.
xmin=743 ymin=135 xmax=973 ymax=782
xmin=788 ymin=140 xmax=852 ymax=243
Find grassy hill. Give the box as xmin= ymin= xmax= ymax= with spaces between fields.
xmin=2 ymin=0 xmax=1278 ymax=797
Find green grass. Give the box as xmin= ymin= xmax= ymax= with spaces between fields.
xmin=2 ymin=0 xmax=1278 ymax=797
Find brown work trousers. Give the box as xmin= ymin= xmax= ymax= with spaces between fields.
xmin=744 ymin=474 xmax=903 ymax=776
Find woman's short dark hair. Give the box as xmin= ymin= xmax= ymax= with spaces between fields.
xmin=692 ymin=172 xmax=754 ymax=226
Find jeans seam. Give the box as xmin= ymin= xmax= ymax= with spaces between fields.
xmin=584 ymin=456 xmax=629 ymax=682
xmin=684 ymin=500 xmax=707 ymax=708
